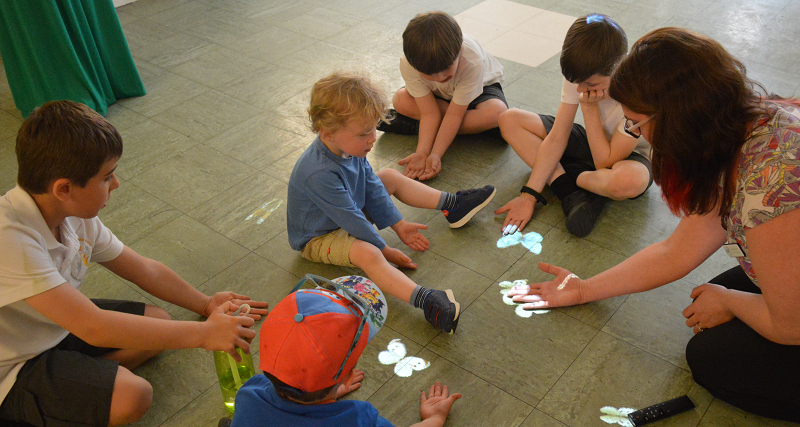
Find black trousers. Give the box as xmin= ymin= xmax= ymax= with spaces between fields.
xmin=685 ymin=267 xmax=800 ymax=422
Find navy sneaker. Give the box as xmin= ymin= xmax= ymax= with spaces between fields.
xmin=422 ymin=289 xmax=461 ymax=333
xmin=377 ymin=109 xmax=420 ymax=135
xmin=444 ymin=185 xmax=496 ymax=228
xmin=561 ymin=189 xmax=608 ymax=237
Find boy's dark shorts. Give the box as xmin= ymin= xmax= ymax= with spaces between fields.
xmin=0 ymin=299 xmax=146 ymax=427
xmin=434 ymin=82 xmax=508 ymax=109
xmin=539 ymin=114 xmax=654 ymax=196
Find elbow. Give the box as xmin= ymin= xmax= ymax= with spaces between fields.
xmin=73 ymin=321 xmax=110 ymax=348
xmin=768 ymin=324 xmax=800 ymax=345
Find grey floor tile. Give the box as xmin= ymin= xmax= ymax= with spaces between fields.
xmin=326 ymin=21 xmax=403 ymax=55
xmin=428 ymin=286 xmax=598 ymax=406
xmin=537 ymin=332 xmax=713 ymax=426
xmin=151 ymin=90 xmax=262 ymax=142
xmin=117 ymin=67 xmax=210 ymax=118
xmin=120 ymin=18 xmax=180 ymax=54
xmin=504 ymin=67 xmax=564 ymax=115
xmin=276 ymin=7 xmax=363 ymax=40
xmin=117 ymin=0 xmax=197 ymax=18
xmin=0 ymin=110 xmax=21 ymax=141
xmin=157 ymin=386 xmax=233 ymax=427
xmin=133 ymin=32 xmax=215 ymax=70
xmin=738 ymin=25 xmax=800 ymax=75
xmin=187 ymin=172 xmax=288 ymax=250
xmin=218 ymin=65 xmax=316 ymax=111
xmin=168 ymin=44 xmax=271 ymax=89
xmin=500 ymin=227 xmax=630 ymax=329
xmin=519 ymin=409 xmax=569 ymax=427
xmin=697 ymin=399 xmax=800 ymax=427
xmin=323 ymin=0 xmax=407 ymax=20
xmin=116 ymin=119 xmax=196 ymax=180
xmin=105 ymin=103 xmax=148 ymax=131
xmin=683 ymin=248 xmax=740 ymax=287
xmin=230 ymin=26 xmax=320 ymax=63
xmin=82 ymin=264 xmax=163 ymax=308
xmin=602 ymin=279 xmax=697 ymax=369
xmin=424 ymin=135 xmax=515 ymax=190
xmin=101 ymin=180 xmax=183 ymax=245
xmin=129 ymin=215 xmax=249 ymax=286
xmin=0 ymin=137 xmax=18 ymax=193
xmin=278 ymin=41 xmax=372 ymax=81
xmin=369 ymin=348 xmax=534 ymax=427
xmin=346 ymin=327 xmax=424 ymax=402
xmin=130 ymin=144 xmax=256 ymax=212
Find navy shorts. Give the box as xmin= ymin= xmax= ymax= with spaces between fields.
xmin=539 ymin=114 xmax=654 ymax=196
xmin=0 ymin=299 xmax=146 ymax=427
xmin=434 ymin=82 xmax=508 ymax=109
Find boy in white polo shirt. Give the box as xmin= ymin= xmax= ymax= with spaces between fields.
xmin=379 ymin=11 xmax=507 ymax=181
xmin=0 ymin=100 xmax=267 ymax=426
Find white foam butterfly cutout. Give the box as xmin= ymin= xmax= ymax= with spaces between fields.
xmin=497 ymin=231 xmax=543 ymax=254
xmin=499 ymin=280 xmax=550 ymax=317
xmin=599 ymin=406 xmax=636 ymax=427
xmin=378 ymin=339 xmax=430 ymax=377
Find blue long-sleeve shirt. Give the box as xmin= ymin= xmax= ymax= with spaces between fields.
xmin=287 ymin=137 xmax=402 ymax=251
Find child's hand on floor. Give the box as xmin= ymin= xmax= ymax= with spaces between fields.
xmin=393 ymin=219 xmax=430 ymax=252
xmin=399 ymin=153 xmax=427 ymax=179
xmin=202 ymin=292 xmax=269 ymax=320
xmin=419 ymin=382 xmax=462 ymax=426
xmin=336 ymin=368 xmax=365 ymax=398
xmin=381 ymin=246 xmax=418 ymax=269
xmin=418 ymin=154 xmax=441 ymax=181
xmin=494 ymin=195 xmax=536 ymax=235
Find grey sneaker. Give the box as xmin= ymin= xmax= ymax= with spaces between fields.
xmin=422 ymin=289 xmax=461 ymax=333
xmin=444 ymin=185 xmax=496 ymax=228
xmin=561 ymin=189 xmax=608 ymax=237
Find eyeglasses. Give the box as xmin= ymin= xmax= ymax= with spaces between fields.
xmin=291 ymin=274 xmax=369 ymax=380
xmin=623 ymin=115 xmax=653 ymax=138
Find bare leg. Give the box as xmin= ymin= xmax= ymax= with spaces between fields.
xmin=456 ymin=99 xmax=508 ymax=134
xmin=576 ymin=160 xmax=650 ymax=200
xmin=350 ymin=240 xmax=416 ymax=303
xmin=393 ymin=88 xmax=421 ymax=119
xmin=498 ymin=109 xmax=566 ymax=184
xmin=108 ymin=366 xmax=152 ymax=426
xmin=377 ymin=168 xmax=440 ymax=209
xmin=102 ymin=305 xmax=169 ymax=370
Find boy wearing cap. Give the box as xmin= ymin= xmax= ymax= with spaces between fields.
xmin=230 ymin=280 xmax=462 ymax=427
xmin=288 ymin=71 xmax=496 ymax=334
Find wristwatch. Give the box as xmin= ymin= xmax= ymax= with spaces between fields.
xmin=520 ymin=185 xmax=547 ymax=205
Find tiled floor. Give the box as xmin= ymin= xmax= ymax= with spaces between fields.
xmin=1 ymin=0 xmax=800 ymax=426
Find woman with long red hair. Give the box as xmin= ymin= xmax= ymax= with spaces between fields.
xmin=508 ymin=27 xmax=800 ymax=421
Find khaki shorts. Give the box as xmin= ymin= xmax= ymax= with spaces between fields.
xmin=301 ymin=229 xmax=357 ymax=267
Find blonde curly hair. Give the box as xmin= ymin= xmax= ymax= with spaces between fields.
xmin=308 ymin=71 xmax=390 ymax=133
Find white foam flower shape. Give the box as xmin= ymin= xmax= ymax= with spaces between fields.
xmin=499 ymin=280 xmax=549 ymax=315
xmin=599 ymin=406 xmax=636 ymax=427
xmin=378 ymin=339 xmax=430 ymax=378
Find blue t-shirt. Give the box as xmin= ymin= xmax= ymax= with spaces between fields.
xmin=231 ymin=375 xmax=394 ymax=427
xmin=287 ymin=137 xmax=403 ymax=251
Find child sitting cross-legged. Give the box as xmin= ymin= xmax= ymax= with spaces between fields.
xmin=287 ymin=71 xmax=496 ymax=333
xmin=229 ymin=285 xmax=462 ymax=427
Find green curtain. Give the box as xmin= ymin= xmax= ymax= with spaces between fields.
xmin=0 ymin=0 xmax=145 ymax=117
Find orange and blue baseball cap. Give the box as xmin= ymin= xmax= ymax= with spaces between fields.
xmin=259 ymin=275 xmax=386 ymax=392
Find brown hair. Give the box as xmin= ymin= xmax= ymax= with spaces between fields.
xmin=308 ymin=72 xmax=389 ymax=133
xmin=16 ymin=100 xmax=123 ymax=194
xmin=403 ymin=11 xmax=463 ymax=75
xmin=264 ymin=372 xmax=338 ymax=403
xmin=561 ymin=14 xmax=627 ymax=83
xmin=609 ymin=27 xmax=767 ymax=218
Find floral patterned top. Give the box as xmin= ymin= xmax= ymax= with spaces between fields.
xmin=725 ymin=101 xmax=800 ymax=286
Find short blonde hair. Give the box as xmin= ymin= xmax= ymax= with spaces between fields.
xmin=308 ymin=72 xmax=390 ymax=133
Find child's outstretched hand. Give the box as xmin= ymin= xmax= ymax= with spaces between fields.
xmin=393 ymin=219 xmax=430 ymax=252
xmin=399 ymin=153 xmax=427 ymax=179
xmin=418 ymin=382 xmax=462 ymax=426
xmin=336 ymin=368 xmax=365 ymax=398
xmin=202 ymin=292 xmax=269 ymax=320
xmin=418 ymin=154 xmax=441 ymax=181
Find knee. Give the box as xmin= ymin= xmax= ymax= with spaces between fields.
xmin=349 ymin=241 xmax=384 ymax=268
xmin=145 ymin=305 xmax=171 ymax=321
xmin=392 ymin=89 xmax=415 ymax=114
xmin=376 ymin=168 xmax=404 ymax=193
xmin=498 ymin=108 xmax=523 ymax=131
xmin=605 ymin=168 xmax=649 ymax=200
xmin=110 ymin=372 xmax=153 ymax=425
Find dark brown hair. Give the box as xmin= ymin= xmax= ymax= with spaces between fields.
xmin=264 ymin=372 xmax=338 ymax=403
xmin=561 ymin=14 xmax=627 ymax=83
xmin=609 ymin=27 xmax=766 ymax=218
xmin=403 ymin=11 xmax=463 ymax=75
xmin=16 ymin=100 xmax=122 ymax=194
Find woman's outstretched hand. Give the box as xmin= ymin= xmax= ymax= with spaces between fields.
xmin=506 ymin=263 xmax=586 ymax=309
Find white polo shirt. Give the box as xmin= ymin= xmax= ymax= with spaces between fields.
xmin=0 ymin=186 xmax=123 ymax=402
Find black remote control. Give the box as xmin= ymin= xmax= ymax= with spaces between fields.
xmin=627 ymin=395 xmax=695 ymax=426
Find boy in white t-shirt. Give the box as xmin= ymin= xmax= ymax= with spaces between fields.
xmin=495 ymin=13 xmax=653 ymax=237
xmin=0 ymin=101 xmax=268 ymax=426
xmin=378 ymin=11 xmax=508 ymax=181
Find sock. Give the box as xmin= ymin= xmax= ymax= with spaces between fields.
xmin=437 ymin=191 xmax=459 ymax=211
xmin=411 ymin=285 xmax=433 ymax=308
xmin=550 ymin=173 xmax=581 ymax=201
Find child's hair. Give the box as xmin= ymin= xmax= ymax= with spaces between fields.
xmin=308 ymin=72 xmax=389 ymax=133
xmin=264 ymin=372 xmax=338 ymax=403
xmin=560 ymin=13 xmax=627 ymax=83
xmin=402 ymin=11 xmax=463 ymax=75
xmin=16 ymin=100 xmax=123 ymax=194
xmin=609 ymin=27 xmax=769 ymax=219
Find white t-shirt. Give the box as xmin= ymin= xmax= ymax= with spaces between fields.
xmin=0 ymin=186 xmax=123 ymax=401
xmin=560 ymin=78 xmax=651 ymax=157
xmin=400 ymin=34 xmax=504 ymax=106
